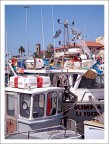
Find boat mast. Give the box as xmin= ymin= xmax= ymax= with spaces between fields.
xmin=41 ymin=5 xmax=45 ymax=58
xmin=58 ymin=19 xmax=72 ymax=54
xmin=64 ymin=20 xmax=69 ymax=54
xmin=5 ymin=27 xmax=8 ymax=58
xmin=5 ymin=27 xmax=9 ymax=80
xmin=52 ymin=5 xmax=55 ymax=56
xmin=24 ymin=5 xmax=30 ymax=57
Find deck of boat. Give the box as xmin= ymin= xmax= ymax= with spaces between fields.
xmin=24 ymin=68 xmax=87 ymax=74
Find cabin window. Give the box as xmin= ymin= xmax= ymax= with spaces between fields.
xmin=46 ymin=92 xmax=57 ymax=116
xmin=78 ymin=75 xmax=104 ymax=89
xmin=20 ymin=94 xmax=31 ymax=118
xmin=58 ymin=92 xmax=63 ymax=113
xmin=7 ymin=94 xmax=15 ymax=117
xmin=33 ymin=94 xmax=44 ymax=118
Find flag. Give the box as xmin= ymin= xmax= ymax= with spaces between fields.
xmin=91 ymin=61 xmax=103 ymax=75
xmin=71 ymin=28 xmax=77 ymax=35
xmin=53 ymin=29 xmax=61 ymax=39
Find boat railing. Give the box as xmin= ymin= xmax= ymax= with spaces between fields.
xmin=80 ymin=91 xmax=104 ymax=102
xmin=80 ymin=91 xmax=104 ymax=116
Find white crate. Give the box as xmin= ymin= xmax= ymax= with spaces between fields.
xmin=9 ymin=76 xmax=19 ymax=88
xmin=18 ymin=76 xmax=37 ymax=89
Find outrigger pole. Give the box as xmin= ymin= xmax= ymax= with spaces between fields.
xmin=8 ymin=61 xmax=17 ymax=76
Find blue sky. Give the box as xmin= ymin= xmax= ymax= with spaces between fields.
xmin=5 ymin=5 xmax=104 ymax=56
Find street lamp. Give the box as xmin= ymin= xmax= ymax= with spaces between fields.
xmin=24 ymin=5 xmax=29 ymax=57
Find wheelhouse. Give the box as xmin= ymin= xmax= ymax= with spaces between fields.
xmin=5 ymin=87 xmax=65 ymax=134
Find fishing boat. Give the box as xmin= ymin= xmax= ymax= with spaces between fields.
xmin=5 ymin=75 xmax=81 ymax=139
xmin=6 ymin=53 xmax=104 ymax=136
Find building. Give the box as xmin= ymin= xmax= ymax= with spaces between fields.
xmin=53 ymin=41 xmax=104 ymax=58
xmin=96 ymin=37 xmax=104 ymax=45
xmin=37 ymin=39 xmax=104 ymax=58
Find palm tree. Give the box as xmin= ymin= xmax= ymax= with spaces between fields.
xmin=18 ymin=46 xmax=25 ymax=58
xmin=45 ymin=50 xmax=52 ymax=58
xmin=47 ymin=43 xmax=54 ymax=52
xmin=33 ymin=52 xmax=39 ymax=58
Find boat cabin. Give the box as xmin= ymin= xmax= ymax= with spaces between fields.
xmin=5 ymin=86 xmax=65 ymax=134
